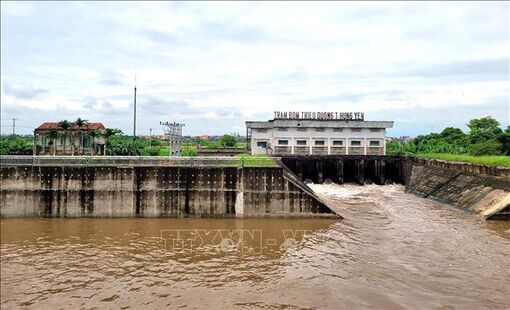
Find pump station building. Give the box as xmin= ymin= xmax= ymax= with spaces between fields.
xmin=246 ymin=111 xmax=393 ymax=156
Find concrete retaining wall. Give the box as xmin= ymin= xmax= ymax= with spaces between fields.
xmin=406 ymin=159 xmax=510 ymax=220
xmin=0 ymin=157 xmax=337 ymax=218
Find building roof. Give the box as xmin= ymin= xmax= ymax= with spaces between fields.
xmin=35 ymin=122 xmax=106 ymax=131
xmin=245 ymin=119 xmax=394 ymax=129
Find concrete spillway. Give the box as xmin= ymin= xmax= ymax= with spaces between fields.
xmin=281 ymin=155 xmax=509 ymax=220
xmin=0 ymin=156 xmax=337 ymax=218
xmin=281 ymin=155 xmax=409 ymax=185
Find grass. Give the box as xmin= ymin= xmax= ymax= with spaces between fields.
xmin=238 ymin=154 xmax=278 ymax=167
xmin=417 ymin=153 xmax=510 ymax=167
xmin=158 ymin=148 xmax=170 ymax=156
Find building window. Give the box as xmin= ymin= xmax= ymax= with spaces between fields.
xmin=315 ymin=128 xmax=324 ymax=132
xmin=350 ymin=140 xmax=361 ymax=146
xmin=60 ymin=137 xmax=65 ymax=146
xmin=297 ymin=128 xmax=307 ymax=132
xmin=352 ymin=128 xmax=362 ymax=132
xmin=369 ymin=140 xmax=380 ymax=146
xmin=277 ymin=127 xmax=287 ymax=132
xmin=83 ymin=137 xmax=91 ymax=148
xmin=370 ymin=128 xmax=382 ymax=132
xmin=256 ymin=129 xmax=267 ymax=133
xmin=256 ymin=141 xmax=268 ymax=148
xmin=314 ymin=140 xmax=325 ymax=146
xmin=333 ymin=128 xmax=343 ymax=132
xmin=278 ymin=140 xmax=289 ymax=145
xmin=296 ymin=140 xmax=307 ymax=146
xmin=332 ymin=140 xmax=343 ymax=146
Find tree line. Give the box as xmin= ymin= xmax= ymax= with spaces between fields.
xmin=387 ymin=116 xmax=510 ymax=156
xmin=0 ymin=117 xmax=163 ymax=156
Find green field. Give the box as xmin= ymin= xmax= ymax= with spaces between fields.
xmin=238 ymin=154 xmax=278 ymax=167
xmin=417 ymin=153 xmax=510 ymax=167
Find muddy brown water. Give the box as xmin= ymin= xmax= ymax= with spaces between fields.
xmin=1 ymin=184 xmax=509 ymax=309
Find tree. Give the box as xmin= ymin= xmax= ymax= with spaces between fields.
xmin=89 ymin=130 xmax=104 ymax=155
xmin=386 ymin=140 xmax=404 ymax=156
xmin=220 ymin=134 xmax=236 ymax=148
xmin=46 ymin=130 xmax=59 ymax=155
xmin=104 ymin=128 xmax=123 ymax=155
xmin=74 ymin=118 xmax=89 ymax=155
xmin=467 ymin=116 xmax=503 ymax=144
xmin=498 ymin=126 xmax=510 ymax=155
xmin=469 ymin=139 xmax=502 ymax=156
xmin=58 ymin=120 xmax=72 ymax=155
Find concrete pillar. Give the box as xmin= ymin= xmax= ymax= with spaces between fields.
xmin=337 ymin=159 xmax=344 ymax=184
xmin=356 ymin=159 xmax=365 ymax=185
xmin=364 ymin=138 xmax=367 ymax=155
xmin=33 ymin=131 xmax=37 ymax=155
xmin=317 ymin=160 xmax=323 ymax=184
xmin=346 ymin=138 xmax=349 ymax=155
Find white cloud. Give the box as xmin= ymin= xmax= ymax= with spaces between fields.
xmin=1 ymin=1 xmax=508 ymax=135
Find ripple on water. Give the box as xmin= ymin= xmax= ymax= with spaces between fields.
xmin=1 ymin=184 xmax=509 ymax=309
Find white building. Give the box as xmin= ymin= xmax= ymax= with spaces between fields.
xmin=246 ymin=112 xmax=393 ymax=156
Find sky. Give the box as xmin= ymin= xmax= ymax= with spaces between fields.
xmin=1 ymin=1 xmax=509 ymax=137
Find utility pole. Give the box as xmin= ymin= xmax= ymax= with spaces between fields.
xmin=160 ymin=121 xmax=184 ymax=156
xmin=132 ymin=75 xmax=137 ymax=155
xmin=12 ymin=118 xmax=17 ymax=135
xmin=149 ymin=128 xmax=152 ymax=147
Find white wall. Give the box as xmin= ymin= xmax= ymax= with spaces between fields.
xmin=250 ymin=127 xmax=387 ymax=155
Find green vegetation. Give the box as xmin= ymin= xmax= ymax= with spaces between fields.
xmin=387 ymin=116 xmax=509 ymax=167
xmin=417 ymin=154 xmax=510 ymax=167
xmin=106 ymin=135 xmax=166 ymax=156
xmin=238 ymin=154 xmax=278 ymax=167
xmin=0 ymin=135 xmax=33 ymax=155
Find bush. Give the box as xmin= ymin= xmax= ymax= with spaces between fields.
xmin=468 ymin=139 xmax=502 ymax=156
xmin=143 ymin=145 xmax=161 ymax=156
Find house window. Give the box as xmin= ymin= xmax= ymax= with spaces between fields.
xmin=315 ymin=128 xmax=324 ymax=132
xmin=333 ymin=128 xmax=343 ymax=132
xmin=296 ymin=140 xmax=307 ymax=146
xmin=256 ymin=141 xmax=268 ymax=148
xmin=256 ymin=129 xmax=267 ymax=133
xmin=278 ymin=140 xmax=289 ymax=145
xmin=370 ymin=140 xmax=380 ymax=146
xmin=332 ymin=140 xmax=343 ymax=146
xmin=314 ymin=140 xmax=325 ymax=146
xmin=350 ymin=140 xmax=362 ymax=146
xmin=277 ymin=127 xmax=287 ymax=132
xmin=60 ymin=137 xmax=65 ymax=146
xmin=297 ymin=128 xmax=307 ymax=132
xmin=352 ymin=128 xmax=362 ymax=132
xmin=83 ymin=137 xmax=91 ymax=148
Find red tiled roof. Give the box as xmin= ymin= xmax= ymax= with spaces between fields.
xmin=35 ymin=122 xmax=106 ymax=131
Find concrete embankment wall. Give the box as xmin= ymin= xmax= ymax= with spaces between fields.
xmin=406 ymin=158 xmax=510 ymax=220
xmin=0 ymin=156 xmax=336 ymax=218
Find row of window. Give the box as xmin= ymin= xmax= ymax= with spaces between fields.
xmin=40 ymin=136 xmax=93 ymax=147
xmin=255 ymin=128 xmax=382 ymax=133
xmin=257 ymin=140 xmax=381 ymax=147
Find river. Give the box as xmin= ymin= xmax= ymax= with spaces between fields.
xmin=1 ymin=184 xmax=509 ymax=309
